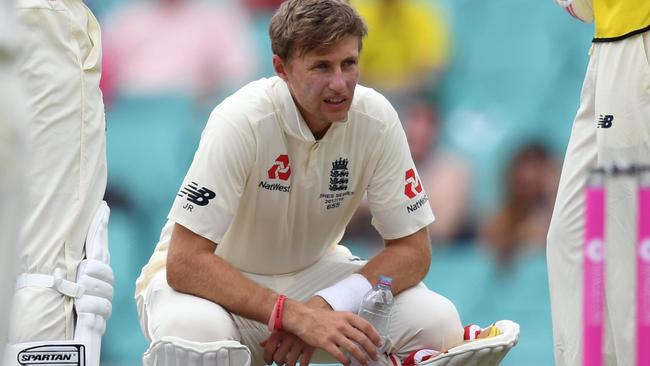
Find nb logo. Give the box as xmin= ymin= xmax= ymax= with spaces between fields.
xmin=268 ymin=154 xmax=291 ymax=181
xmin=178 ymin=182 xmax=216 ymax=207
xmin=404 ymin=168 xmax=423 ymax=199
xmin=597 ymin=115 xmax=613 ymax=128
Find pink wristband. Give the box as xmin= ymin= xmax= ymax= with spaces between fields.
xmin=268 ymin=295 xmax=287 ymax=332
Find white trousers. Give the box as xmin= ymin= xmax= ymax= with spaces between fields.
xmin=0 ymin=3 xmax=27 ymax=355
xmin=9 ymin=0 xmax=107 ymax=342
xmin=137 ymin=246 xmax=463 ymax=366
xmin=547 ymin=31 xmax=650 ymax=366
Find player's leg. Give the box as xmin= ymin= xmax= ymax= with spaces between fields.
xmin=594 ymin=31 xmax=650 ymax=366
xmin=5 ymin=201 xmax=112 ymax=366
xmin=7 ymin=0 xmax=111 ymax=358
xmin=238 ymin=245 xmax=463 ymax=365
xmin=546 ymin=44 xmax=598 ymax=366
xmin=0 ymin=7 xmax=27 ymax=356
xmin=137 ymin=271 xmax=251 ymax=366
xmin=9 ymin=0 xmax=108 ymax=345
xmin=386 ymin=282 xmax=463 ymax=361
xmin=228 ymin=246 xmax=366 ymax=365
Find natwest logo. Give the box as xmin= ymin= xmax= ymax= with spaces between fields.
xmin=268 ymin=154 xmax=291 ymax=181
xmin=404 ymin=168 xmax=422 ymax=199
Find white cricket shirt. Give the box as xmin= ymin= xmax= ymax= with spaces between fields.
xmin=137 ymin=77 xmax=433 ymax=293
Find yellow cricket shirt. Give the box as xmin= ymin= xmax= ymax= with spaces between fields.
xmin=594 ymin=0 xmax=650 ymax=42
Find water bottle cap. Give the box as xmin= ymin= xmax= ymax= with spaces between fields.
xmin=378 ymin=275 xmax=392 ymax=287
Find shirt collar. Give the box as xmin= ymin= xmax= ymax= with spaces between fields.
xmin=273 ymin=77 xmax=347 ymax=142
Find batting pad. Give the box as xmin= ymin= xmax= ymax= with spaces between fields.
xmin=419 ymin=320 xmax=520 ymax=366
xmin=142 ymin=336 xmax=251 ymax=366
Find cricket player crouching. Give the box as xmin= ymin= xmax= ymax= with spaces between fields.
xmin=134 ymin=0 xmax=519 ymax=365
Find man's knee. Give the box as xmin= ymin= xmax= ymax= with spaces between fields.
xmin=151 ymin=296 xmax=240 ymax=343
xmin=154 ymin=309 xmax=239 ymax=343
xmin=416 ymin=294 xmax=463 ymax=349
xmin=394 ymin=285 xmax=463 ymax=350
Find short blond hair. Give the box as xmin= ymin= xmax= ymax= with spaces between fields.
xmin=269 ymin=0 xmax=367 ymax=60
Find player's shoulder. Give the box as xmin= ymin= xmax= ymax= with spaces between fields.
xmin=213 ymin=77 xmax=276 ymax=120
xmin=204 ymin=77 xmax=277 ymax=132
xmin=349 ymin=84 xmax=400 ymax=129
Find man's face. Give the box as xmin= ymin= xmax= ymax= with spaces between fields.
xmin=274 ymin=36 xmax=360 ymax=130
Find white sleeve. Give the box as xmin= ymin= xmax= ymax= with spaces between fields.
xmin=367 ymin=120 xmax=435 ymax=240
xmin=168 ymin=111 xmax=255 ymax=244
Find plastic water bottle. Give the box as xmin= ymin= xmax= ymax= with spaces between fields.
xmin=351 ymin=275 xmax=394 ymax=365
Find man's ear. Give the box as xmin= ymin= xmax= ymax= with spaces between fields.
xmin=273 ymin=55 xmax=288 ymax=81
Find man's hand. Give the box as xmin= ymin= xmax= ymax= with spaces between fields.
xmin=262 ymin=296 xmax=382 ymax=365
xmin=261 ymin=297 xmax=325 ymax=365
xmin=261 ymin=331 xmax=315 ymax=366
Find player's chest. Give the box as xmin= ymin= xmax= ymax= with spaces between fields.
xmin=252 ymin=138 xmax=364 ymax=212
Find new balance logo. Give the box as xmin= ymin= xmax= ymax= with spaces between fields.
xmin=597 ymin=115 xmax=613 ymax=128
xmin=178 ymin=182 xmax=215 ymax=210
xmin=268 ymin=154 xmax=291 ymax=181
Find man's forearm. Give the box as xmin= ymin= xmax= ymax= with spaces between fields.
xmin=167 ymin=223 xmax=277 ymax=325
xmin=359 ymin=226 xmax=431 ymax=294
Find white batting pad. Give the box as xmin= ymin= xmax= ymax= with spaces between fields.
xmin=143 ymin=337 xmax=251 ymax=366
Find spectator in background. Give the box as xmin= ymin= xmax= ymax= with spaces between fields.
xmin=480 ymin=143 xmax=559 ymax=268
xmin=347 ymin=99 xmax=472 ymax=247
xmin=99 ymin=0 xmax=258 ymax=245
xmin=351 ymin=0 xmax=450 ymax=97
xmin=405 ymin=100 xmax=472 ymax=244
xmin=101 ymin=0 xmax=257 ymax=106
xmin=242 ymin=0 xmax=283 ymax=14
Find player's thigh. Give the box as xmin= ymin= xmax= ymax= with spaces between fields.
xmin=143 ymin=272 xmax=240 ymax=343
xmin=545 ymin=45 xmax=598 ymax=366
xmin=249 ymin=245 xmax=366 ymax=301
xmin=594 ymin=31 xmax=650 ymax=165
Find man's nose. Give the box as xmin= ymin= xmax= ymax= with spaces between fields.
xmin=329 ymin=70 xmax=347 ymax=93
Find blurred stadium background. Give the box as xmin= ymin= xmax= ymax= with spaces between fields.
xmin=88 ymin=0 xmax=594 ymax=364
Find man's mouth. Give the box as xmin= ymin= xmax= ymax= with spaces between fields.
xmin=324 ymin=97 xmax=346 ymax=105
